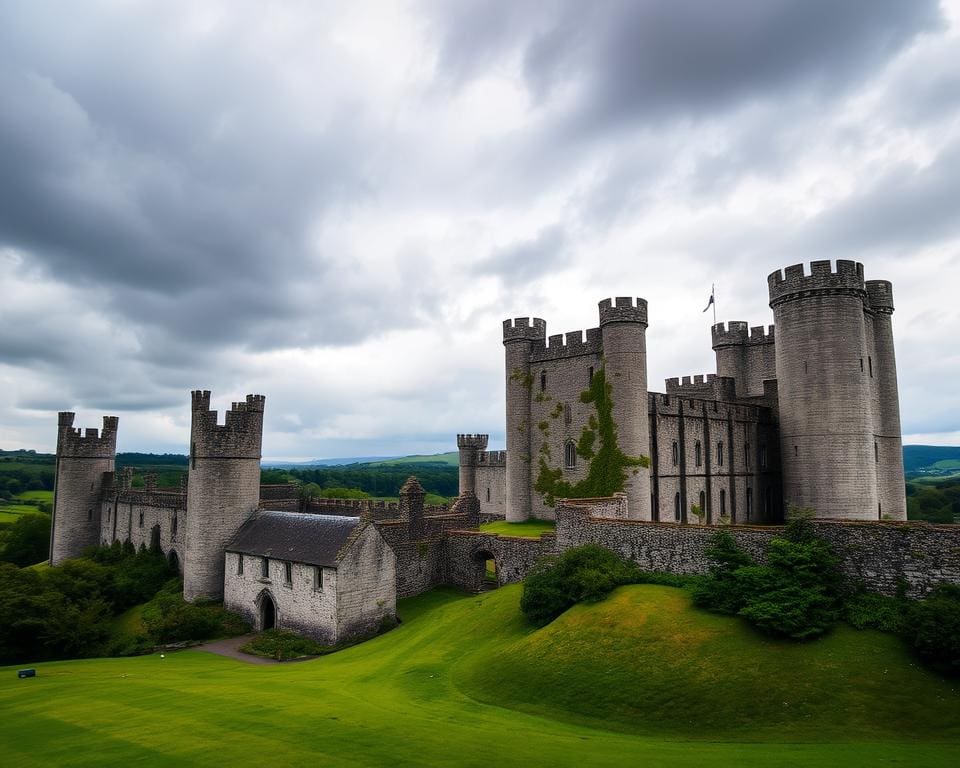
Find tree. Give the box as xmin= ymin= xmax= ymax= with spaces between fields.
xmin=1 ymin=513 xmax=50 ymax=567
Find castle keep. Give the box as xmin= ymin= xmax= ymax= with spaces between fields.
xmin=467 ymin=260 xmax=906 ymax=524
xmin=47 ymin=260 xmax=935 ymax=643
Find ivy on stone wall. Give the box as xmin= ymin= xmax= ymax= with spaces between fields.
xmin=534 ymin=367 xmax=649 ymax=506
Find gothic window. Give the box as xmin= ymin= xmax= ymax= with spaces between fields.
xmin=261 ymin=557 xmax=269 ymax=578
xmin=564 ymin=441 xmax=577 ymax=469
xmin=540 ymin=371 xmax=547 ymax=392
xmin=720 ymin=489 xmax=726 ymax=516
xmin=138 ymin=511 xmax=144 ymax=528
xmin=172 ymin=515 xmax=178 ymax=536
xmin=237 ymin=555 xmax=244 ymax=576
xmin=674 ymin=493 xmax=681 ymax=522
xmin=588 ymin=366 xmax=594 ymax=384
xmin=314 ymin=567 xmax=324 ymax=591
xmin=717 ymin=442 xmax=723 ymax=466
xmin=284 ymin=562 xmax=293 ymax=585
xmin=699 ymin=490 xmax=706 ymax=517
xmin=486 ymin=488 xmax=491 ymax=503
xmin=564 ymin=402 xmax=572 ymax=425
xmin=695 ymin=441 xmax=702 ymax=467
xmin=672 ymin=441 xmax=679 ymax=466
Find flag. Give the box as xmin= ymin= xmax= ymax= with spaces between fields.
xmin=702 ymin=290 xmax=714 ymax=313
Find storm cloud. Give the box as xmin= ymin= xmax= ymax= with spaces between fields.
xmin=1 ymin=0 xmax=959 ymax=458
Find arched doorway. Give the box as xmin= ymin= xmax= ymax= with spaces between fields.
xmin=168 ymin=550 xmax=180 ymax=573
xmin=259 ymin=592 xmax=276 ymax=631
xmin=473 ymin=549 xmax=497 ymax=592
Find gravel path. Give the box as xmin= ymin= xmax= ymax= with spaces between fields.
xmin=195 ymin=634 xmax=280 ymax=665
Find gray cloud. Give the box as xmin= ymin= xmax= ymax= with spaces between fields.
xmin=474 ymin=224 xmax=569 ymax=282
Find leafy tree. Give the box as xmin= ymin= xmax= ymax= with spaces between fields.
xmin=903 ymin=584 xmax=960 ymax=676
xmin=0 ymin=512 xmax=51 ymax=567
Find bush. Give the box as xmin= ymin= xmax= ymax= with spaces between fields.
xmin=240 ymin=628 xmax=330 ymax=661
xmin=693 ymin=519 xmax=843 ymax=640
xmin=903 ymin=584 xmax=960 ymax=676
xmin=521 ymin=545 xmax=642 ymax=627
xmin=0 ymin=513 xmax=50 ymax=567
xmin=844 ymin=591 xmax=906 ymax=632
xmin=141 ymin=581 xmax=248 ymax=643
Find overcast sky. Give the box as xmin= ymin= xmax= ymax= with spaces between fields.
xmin=2 ymin=0 xmax=959 ymax=460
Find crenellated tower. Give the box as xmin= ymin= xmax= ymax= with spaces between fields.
xmin=711 ymin=321 xmax=776 ymax=398
xmin=456 ymin=434 xmax=488 ymax=498
xmin=598 ymin=297 xmax=651 ymax=520
xmin=183 ymin=391 xmax=265 ymax=601
xmin=768 ymin=260 xmax=905 ymax=520
xmin=502 ymin=317 xmax=546 ymax=521
xmin=51 ymin=413 xmax=118 ymax=564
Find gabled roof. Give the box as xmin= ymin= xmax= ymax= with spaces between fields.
xmin=226 ymin=511 xmax=360 ymax=567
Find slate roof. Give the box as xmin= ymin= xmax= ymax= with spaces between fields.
xmin=226 ymin=511 xmax=360 ymax=567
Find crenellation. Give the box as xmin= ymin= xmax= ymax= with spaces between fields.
xmin=502 ymin=316 xmax=547 ymax=342
xmin=598 ymin=296 xmax=648 ymax=326
xmin=768 ymin=259 xmax=867 ymax=306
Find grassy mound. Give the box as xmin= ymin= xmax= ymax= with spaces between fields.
xmin=1 ymin=585 xmax=958 ymax=767
xmin=457 ymin=585 xmax=960 ymax=742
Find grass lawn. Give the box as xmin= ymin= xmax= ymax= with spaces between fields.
xmin=15 ymin=490 xmax=53 ymax=502
xmin=1 ymin=584 xmax=959 ymax=767
xmin=479 ymin=519 xmax=556 ymax=538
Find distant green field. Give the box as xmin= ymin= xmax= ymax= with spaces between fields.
xmin=0 ymin=491 xmax=53 ymax=524
xmin=932 ymin=459 xmax=960 ymax=470
xmin=17 ymin=491 xmax=53 ymax=502
xmin=479 ymin=520 xmax=556 ymax=538
xmin=368 ymin=451 xmax=459 ymax=467
xmin=1 ymin=585 xmax=958 ymax=767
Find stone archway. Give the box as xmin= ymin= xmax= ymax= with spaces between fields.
xmin=258 ymin=591 xmax=277 ymax=631
xmin=168 ymin=550 xmax=180 ymax=573
xmin=473 ymin=548 xmax=497 ymax=591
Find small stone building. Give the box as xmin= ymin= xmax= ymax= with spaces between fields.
xmin=223 ymin=511 xmax=396 ymax=645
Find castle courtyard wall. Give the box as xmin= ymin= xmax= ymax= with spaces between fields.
xmin=335 ymin=525 xmax=397 ymax=641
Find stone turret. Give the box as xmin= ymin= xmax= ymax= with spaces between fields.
xmin=598 ymin=297 xmax=651 ymax=520
xmin=51 ymin=412 xmax=118 ymax=565
xmin=711 ymin=321 xmax=776 ymax=398
xmin=456 ymin=434 xmax=488 ymax=498
xmin=183 ymin=391 xmax=265 ymax=601
xmin=768 ymin=260 xmax=904 ymax=520
xmin=502 ymin=317 xmax=546 ymax=521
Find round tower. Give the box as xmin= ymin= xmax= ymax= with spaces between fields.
xmin=598 ymin=297 xmax=651 ymax=521
xmin=50 ymin=413 xmax=118 ymax=565
xmin=183 ymin=390 xmax=264 ymax=601
xmin=866 ymin=279 xmax=906 ymax=519
xmin=503 ymin=317 xmax=546 ymax=521
xmin=456 ymin=434 xmax=488 ymax=498
xmin=768 ymin=260 xmax=877 ymax=519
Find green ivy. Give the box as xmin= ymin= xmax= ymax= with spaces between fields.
xmin=534 ymin=367 xmax=649 ymax=506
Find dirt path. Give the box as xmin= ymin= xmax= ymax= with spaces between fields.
xmin=195 ymin=634 xmax=280 ymax=665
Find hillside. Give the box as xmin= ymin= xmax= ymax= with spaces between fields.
xmin=1 ymin=585 xmax=957 ymax=767
xmin=904 ymin=445 xmax=960 ymax=476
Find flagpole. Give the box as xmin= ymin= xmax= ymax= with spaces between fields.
xmin=712 ymin=284 xmax=716 ymax=324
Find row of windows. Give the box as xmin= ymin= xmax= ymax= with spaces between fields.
xmin=670 ymin=440 xmax=767 ymax=469
xmin=666 ymin=486 xmax=774 ymax=521
xmin=110 ymin=508 xmax=179 ymax=535
xmin=237 ymin=555 xmax=324 ymax=590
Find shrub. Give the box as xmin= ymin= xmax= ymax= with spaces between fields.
xmin=903 ymin=584 xmax=960 ymax=676
xmin=141 ymin=581 xmax=248 ymax=643
xmin=240 ymin=628 xmax=330 ymax=661
xmin=691 ymin=531 xmax=754 ymax=615
xmin=844 ymin=591 xmax=906 ymax=632
xmin=0 ymin=513 xmax=51 ymax=567
xmin=521 ymin=545 xmax=642 ymax=627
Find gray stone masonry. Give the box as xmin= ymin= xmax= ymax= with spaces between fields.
xmin=51 ymin=412 xmax=117 ymax=565
xmin=184 ymin=391 xmax=264 ymax=601
xmin=457 ymin=433 xmax=488 ymax=497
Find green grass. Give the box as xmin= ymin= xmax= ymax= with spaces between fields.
xmin=1 ymin=585 xmax=958 ymax=767
xmin=15 ymin=490 xmax=53 ymax=502
xmin=479 ymin=519 xmax=556 ymax=538
xmin=367 ymin=451 xmax=459 ymax=467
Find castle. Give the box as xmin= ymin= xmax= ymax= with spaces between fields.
xmin=48 ymin=261 xmax=936 ymax=643
xmin=472 ymin=258 xmax=906 ymax=524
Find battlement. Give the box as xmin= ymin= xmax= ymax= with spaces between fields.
xmin=478 ymin=450 xmax=506 ymax=467
xmin=711 ymin=321 xmax=775 ymax=348
xmin=665 ymin=374 xmax=738 ymax=402
xmin=502 ymin=317 xmax=547 ymax=343
xmin=768 ymin=260 xmax=866 ymax=306
xmin=190 ymin=391 xmax=265 ymax=459
xmin=457 ymin=434 xmax=489 ymax=450
xmin=865 ymin=280 xmax=895 ymax=314
xmin=56 ymin=413 xmax=118 ymax=458
xmin=598 ymin=296 xmax=648 ymax=327
xmin=529 ymin=327 xmax=602 ymax=362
